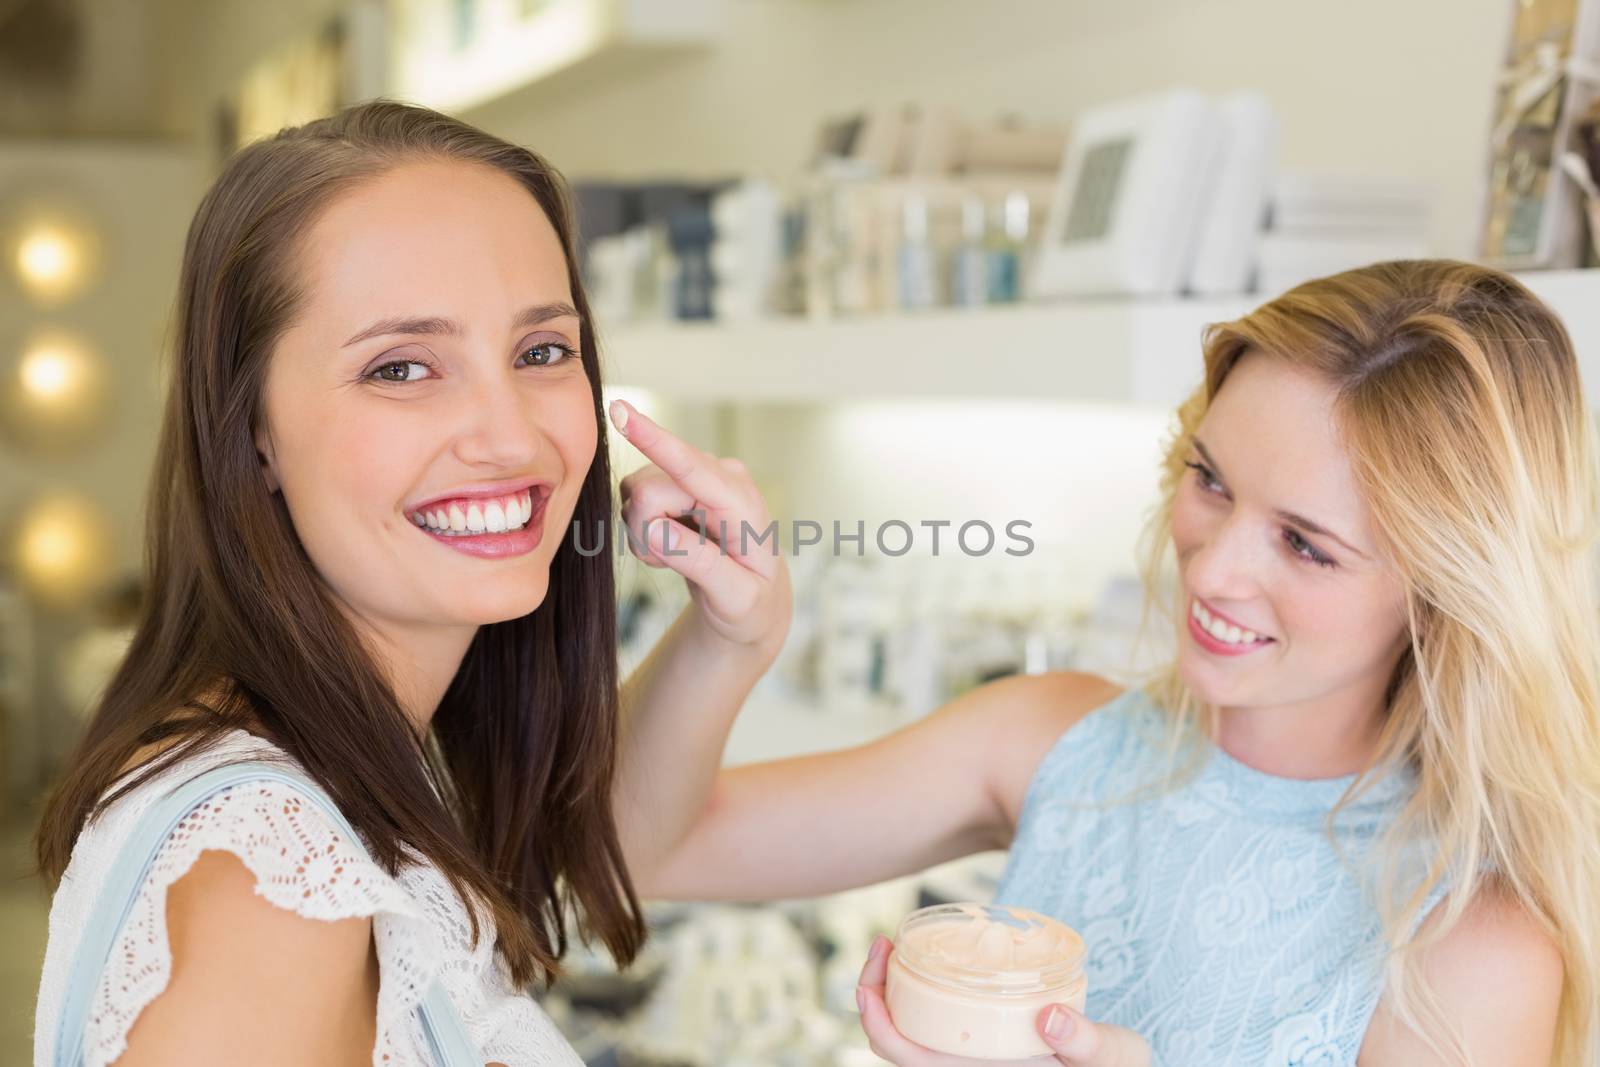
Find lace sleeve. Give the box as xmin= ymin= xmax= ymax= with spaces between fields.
xmin=78 ymin=774 xmax=447 ymax=1067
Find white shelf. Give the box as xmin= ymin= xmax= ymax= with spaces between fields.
xmin=600 ymin=269 xmax=1600 ymax=408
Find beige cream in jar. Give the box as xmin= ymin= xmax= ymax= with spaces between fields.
xmin=884 ymin=902 xmax=1087 ymax=1059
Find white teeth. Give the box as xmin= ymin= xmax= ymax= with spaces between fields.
xmin=412 ymin=490 xmax=537 ymax=536
xmin=1191 ymin=599 xmax=1265 ymax=646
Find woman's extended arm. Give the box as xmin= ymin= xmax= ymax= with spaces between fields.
xmin=606 ymin=400 xmax=1122 ymax=903
xmin=635 ymin=668 xmax=1121 ymax=901
xmin=614 ymin=601 xmax=777 ymax=887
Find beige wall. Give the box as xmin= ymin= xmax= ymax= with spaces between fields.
xmin=461 ymin=0 xmax=1508 ymax=258
xmin=154 ymin=0 xmax=1509 ymax=255
xmin=0 ymin=140 xmax=196 ymax=792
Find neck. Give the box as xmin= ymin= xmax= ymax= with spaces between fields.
xmin=1213 ymin=678 xmax=1391 ymax=780
xmin=348 ymin=613 xmax=479 ymax=739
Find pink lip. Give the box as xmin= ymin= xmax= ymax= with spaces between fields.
xmin=406 ymin=478 xmax=552 ymax=517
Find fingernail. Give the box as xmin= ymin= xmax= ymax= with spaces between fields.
xmin=1043 ymin=1005 xmax=1074 ymax=1040
xmin=868 ymin=936 xmax=884 ymax=962
xmin=855 ymin=987 xmax=867 ymax=1014
xmin=609 ymin=400 xmax=629 ymax=433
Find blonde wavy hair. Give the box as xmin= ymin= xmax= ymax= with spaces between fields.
xmin=1127 ymin=260 xmax=1600 ymax=1065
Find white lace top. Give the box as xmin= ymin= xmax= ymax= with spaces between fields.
xmin=34 ymin=728 xmax=585 ymax=1067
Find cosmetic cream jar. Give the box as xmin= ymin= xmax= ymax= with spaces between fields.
xmin=884 ymin=902 xmax=1087 ymax=1059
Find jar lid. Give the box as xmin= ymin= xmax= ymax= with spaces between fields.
xmin=892 ymin=902 xmax=1087 ymax=996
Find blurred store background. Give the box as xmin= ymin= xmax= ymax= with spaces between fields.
xmin=2 ymin=0 xmax=1599 ymax=1062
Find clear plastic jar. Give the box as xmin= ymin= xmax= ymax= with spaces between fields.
xmin=884 ymin=902 xmax=1087 ymax=1059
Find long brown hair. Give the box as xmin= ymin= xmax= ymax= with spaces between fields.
xmin=31 ymin=99 xmax=646 ymax=988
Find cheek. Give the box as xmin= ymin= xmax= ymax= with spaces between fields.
xmin=1275 ymin=578 xmax=1402 ymax=659
xmin=277 ymin=399 xmax=425 ymax=529
xmin=543 ymin=377 xmax=598 ymax=499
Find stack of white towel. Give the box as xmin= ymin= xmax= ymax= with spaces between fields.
xmin=1256 ymin=174 xmax=1432 ymax=295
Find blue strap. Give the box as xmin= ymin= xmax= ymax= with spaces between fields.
xmin=55 ymin=759 xmax=482 ymax=1066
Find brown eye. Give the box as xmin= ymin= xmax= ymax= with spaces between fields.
xmin=371 ymin=360 xmax=436 ymax=382
xmin=520 ymin=342 xmax=576 ymax=367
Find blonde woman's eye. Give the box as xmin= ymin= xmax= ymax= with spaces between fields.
xmin=1183 ymin=460 xmax=1223 ymax=494
xmin=1285 ymin=528 xmax=1337 ymax=569
xmin=521 ymin=342 xmax=577 ymax=367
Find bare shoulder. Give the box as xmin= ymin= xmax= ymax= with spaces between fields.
xmin=115 ymin=847 xmax=380 ymax=1065
xmin=1358 ymin=879 xmax=1563 ymax=1066
xmin=952 ymin=670 xmax=1125 ymax=844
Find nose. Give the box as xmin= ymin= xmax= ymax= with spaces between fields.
xmin=1184 ymin=512 xmax=1269 ymax=603
xmin=451 ymin=362 xmax=547 ymax=469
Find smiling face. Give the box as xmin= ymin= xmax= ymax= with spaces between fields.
xmin=1170 ymin=349 xmax=1410 ymax=719
xmin=253 ymin=159 xmax=597 ymax=643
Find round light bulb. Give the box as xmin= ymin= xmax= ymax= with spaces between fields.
xmin=2 ymin=193 xmax=105 ymax=306
xmin=17 ymin=228 xmax=76 ymax=289
xmin=20 ymin=343 xmax=83 ymax=403
xmin=0 ymin=328 xmax=112 ymax=456
xmin=13 ymin=492 xmax=115 ymax=608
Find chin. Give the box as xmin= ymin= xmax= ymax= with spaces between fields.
xmin=1176 ymin=645 xmax=1231 ymax=703
xmin=456 ymin=575 xmax=552 ymax=625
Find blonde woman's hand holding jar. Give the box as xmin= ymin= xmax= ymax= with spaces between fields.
xmin=856 ymin=932 xmax=1152 ymax=1067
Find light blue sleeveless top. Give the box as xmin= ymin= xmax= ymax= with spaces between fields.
xmin=993 ymin=686 xmax=1449 ymax=1067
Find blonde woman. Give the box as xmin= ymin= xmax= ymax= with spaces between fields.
xmin=611 ymin=260 xmax=1599 ymax=1065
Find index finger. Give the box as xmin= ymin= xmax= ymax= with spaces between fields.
xmin=609 ymin=399 xmax=740 ymax=510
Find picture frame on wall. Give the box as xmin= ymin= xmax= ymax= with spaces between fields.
xmin=1480 ymin=0 xmax=1600 ymax=269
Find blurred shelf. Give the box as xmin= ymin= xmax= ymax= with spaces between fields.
xmin=600 ymin=269 xmax=1600 ymax=407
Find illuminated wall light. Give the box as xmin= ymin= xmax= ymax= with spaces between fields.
xmin=12 ymin=492 xmax=115 ymax=609
xmin=0 ymin=328 xmax=111 ymax=455
xmin=2 ymin=194 xmax=105 ymax=307
xmin=21 ymin=342 xmax=86 ymax=404
xmin=17 ymin=227 xmax=77 ymax=290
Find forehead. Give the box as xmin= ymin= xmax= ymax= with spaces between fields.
xmin=293 ymin=159 xmax=572 ymax=326
xmin=1197 ymin=351 xmax=1376 ymax=544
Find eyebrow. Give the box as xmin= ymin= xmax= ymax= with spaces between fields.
xmin=1191 ymin=438 xmax=1371 ymax=561
xmin=341 ymin=301 xmax=581 ymax=348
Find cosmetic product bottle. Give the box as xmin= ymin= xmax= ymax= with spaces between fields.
xmin=897 ymin=192 xmax=939 ymax=310
xmin=885 ymin=902 xmax=1087 ymax=1059
xmin=667 ymin=207 xmax=715 ymax=320
xmin=985 ymin=191 xmax=1030 ymax=303
xmin=951 ymin=196 xmax=988 ymax=308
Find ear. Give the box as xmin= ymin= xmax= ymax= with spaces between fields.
xmin=254 ymin=424 xmax=281 ymax=494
